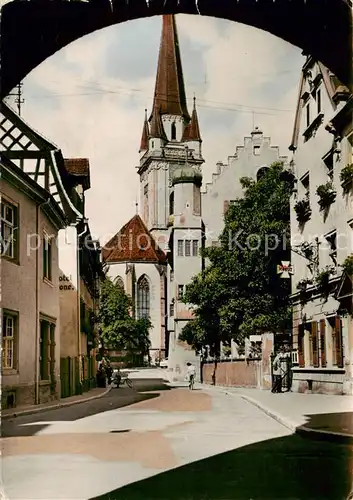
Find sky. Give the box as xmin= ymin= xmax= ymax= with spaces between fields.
xmin=4 ymin=13 xmax=304 ymax=245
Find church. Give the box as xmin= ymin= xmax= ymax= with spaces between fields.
xmin=102 ymin=14 xmax=288 ymax=381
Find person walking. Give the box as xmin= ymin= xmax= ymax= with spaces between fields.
xmin=271 ymin=350 xmax=282 ymax=393
xmin=186 ymin=362 xmax=196 ymax=390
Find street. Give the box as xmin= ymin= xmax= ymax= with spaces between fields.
xmin=2 ymin=372 xmax=352 ymax=500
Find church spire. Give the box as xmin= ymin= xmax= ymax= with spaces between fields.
xmin=139 ymin=108 xmax=149 ymax=152
xmin=149 ymin=15 xmax=190 ymax=124
xmin=182 ymin=96 xmax=202 ymax=142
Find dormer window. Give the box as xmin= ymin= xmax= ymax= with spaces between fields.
xmin=171 ymin=122 xmax=176 ymax=140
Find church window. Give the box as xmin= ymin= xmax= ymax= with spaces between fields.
xmin=253 ymin=146 xmax=260 ymax=156
xmin=114 ymin=276 xmax=124 ymax=289
xmin=185 ymin=240 xmax=191 ymax=256
xmin=137 ymin=276 xmax=150 ymax=319
xmin=192 ymin=240 xmax=199 ymax=257
xmin=177 ymin=240 xmax=183 ymax=256
xmin=171 ymin=122 xmax=176 ymax=140
xmin=169 ymin=192 xmax=174 ymax=215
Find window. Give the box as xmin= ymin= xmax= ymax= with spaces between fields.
xmin=192 ymin=240 xmax=199 ymax=257
xmin=323 ymin=151 xmax=334 ymax=181
xmin=301 ymin=173 xmax=310 ymax=200
xmin=311 ymin=321 xmax=319 ymax=367
xmin=253 ymin=146 xmax=260 ymax=156
xmin=177 ymin=240 xmax=183 ymax=256
xmin=144 ymin=184 xmax=148 ymax=196
xmin=1 ymin=199 xmax=18 ymax=260
xmin=169 ymin=192 xmax=174 ymax=215
xmin=40 ymin=319 xmax=55 ymax=380
xmin=2 ymin=313 xmax=16 ymax=369
xmin=328 ymin=316 xmax=343 ymax=368
xmin=256 ymin=167 xmax=268 ymax=182
xmin=306 ymin=103 xmax=310 ymax=127
xmin=170 ymin=271 xmax=174 ymax=282
xmin=317 ymin=89 xmax=321 ymax=114
xmin=185 ymin=240 xmax=191 ymax=256
xmin=114 ymin=276 xmax=124 ymax=289
xmin=171 ymin=122 xmax=176 ymax=140
xmin=137 ymin=276 xmax=150 ymax=319
xmin=325 ymin=231 xmax=337 ymax=268
xmin=178 ymin=284 xmax=184 ymax=299
xmin=151 ymin=141 xmax=154 ymax=148
xmin=43 ymin=235 xmax=52 ymax=281
xmin=319 ymin=319 xmax=327 ymax=367
xmin=169 ymin=303 xmax=174 ymax=317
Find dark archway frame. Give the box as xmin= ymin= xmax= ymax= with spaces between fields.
xmin=1 ymin=0 xmax=352 ymax=98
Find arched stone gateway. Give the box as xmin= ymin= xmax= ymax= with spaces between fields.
xmin=1 ymin=0 xmax=352 ymax=97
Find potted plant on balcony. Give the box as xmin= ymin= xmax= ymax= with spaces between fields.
xmin=340 ymin=164 xmax=353 ymax=194
xmin=294 ymin=198 xmax=311 ymax=224
xmin=315 ymin=266 xmax=335 ymax=298
xmin=316 ymin=182 xmax=337 ymax=212
xmin=296 ymin=278 xmax=313 ymax=292
xmin=341 ymin=255 xmax=353 ymax=277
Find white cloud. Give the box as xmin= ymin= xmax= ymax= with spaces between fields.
xmin=11 ymin=15 xmax=304 ymax=245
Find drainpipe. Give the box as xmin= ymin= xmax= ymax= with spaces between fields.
xmin=34 ymin=199 xmax=48 ymax=405
xmin=76 ymin=218 xmax=88 ymax=386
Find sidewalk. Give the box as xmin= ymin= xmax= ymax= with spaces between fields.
xmin=202 ymin=384 xmax=353 ymax=442
xmin=1 ymin=386 xmax=111 ymax=420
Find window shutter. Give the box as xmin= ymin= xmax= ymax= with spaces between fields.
xmin=223 ymin=200 xmax=230 ymax=214
xmin=312 ymin=321 xmax=319 ymax=367
xmin=319 ymin=319 xmax=326 ymax=367
xmin=298 ymin=324 xmax=305 ymax=367
xmin=13 ymin=205 xmax=19 ymax=261
xmin=335 ymin=316 xmax=343 ymax=368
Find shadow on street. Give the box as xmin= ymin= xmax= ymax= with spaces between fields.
xmin=91 ymin=432 xmax=352 ymax=500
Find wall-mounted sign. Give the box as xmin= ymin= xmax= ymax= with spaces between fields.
xmin=276 ymin=261 xmax=294 ymax=279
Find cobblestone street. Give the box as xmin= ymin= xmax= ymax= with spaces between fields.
xmin=2 ymin=372 xmax=352 ymax=500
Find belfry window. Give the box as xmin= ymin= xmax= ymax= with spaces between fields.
xmin=171 ymin=122 xmax=176 ymax=140
xmin=137 ymin=276 xmax=150 ymax=319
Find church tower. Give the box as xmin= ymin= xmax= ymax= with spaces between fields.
xmin=137 ymin=14 xmax=205 ymax=380
xmin=138 ymin=14 xmax=204 ymax=248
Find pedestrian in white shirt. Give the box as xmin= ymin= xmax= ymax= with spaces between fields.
xmin=186 ymin=362 xmax=196 ymax=390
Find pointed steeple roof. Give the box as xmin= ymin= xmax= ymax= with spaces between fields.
xmin=102 ymin=214 xmax=167 ymax=264
xmin=182 ymin=96 xmax=202 ymax=142
xmin=139 ymin=109 xmax=149 ymax=152
xmin=149 ymin=105 xmax=167 ymax=140
xmin=149 ymin=15 xmax=190 ymax=123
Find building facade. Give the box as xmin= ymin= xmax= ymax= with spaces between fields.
xmin=289 ymin=56 xmax=352 ymax=394
xmin=58 ymin=159 xmax=102 ymax=397
xmin=0 ymin=102 xmax=86 ymax=408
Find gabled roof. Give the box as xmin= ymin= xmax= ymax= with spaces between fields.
xmin=149 ymin=15 xmax=190 ymax=123
xmin=102 ymin=214 xmax=167 ymax=264
xmin=289 ymin=58 xmax=351 ymax=151
xmin=182 ymin=97 xmax=202 ymax=142
xmin=64 ymin=158 xmax=91 ymax=190
xmin=139 ymin=109 xmax=149 ymax=152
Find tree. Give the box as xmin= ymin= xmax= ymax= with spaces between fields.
xmin=180 ymin=162 xmax=294 ymax=353
xmin=98 ymin=278 xmax=151 ymax=363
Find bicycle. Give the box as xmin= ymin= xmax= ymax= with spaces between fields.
xmin=112 ymin=374 xmax=134 ymax=389
xmin=188 ymin=374 xmax=195 ymax=390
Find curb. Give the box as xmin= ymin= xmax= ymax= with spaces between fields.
xmin=2 ymin=386 xmax=112 ymax=420
xmin=202 ymin=384 xmax=353 ymax=443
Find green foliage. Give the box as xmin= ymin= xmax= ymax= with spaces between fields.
xmin=98 ymin=278 xmax=151 ymax=357
xmin=341 ymin=255 xmax=353 ymax=277
xmin=180 ymin=162 xmax=292 ymax=353
xmin=315 ymin=266 xmax=335 ymax=297
xmin=316 ymin=182 xmax=337 ymax=211
xmin=340 ymin=164 xmax=353 ymax=193
xmin=294 ymin=198 xmax=311 ymax=223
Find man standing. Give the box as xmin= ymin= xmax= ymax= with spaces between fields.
xmin=186 ymin=362 xmax=196 ymax=390
xmin=271 ymin=350 xmax=282 ymax=393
